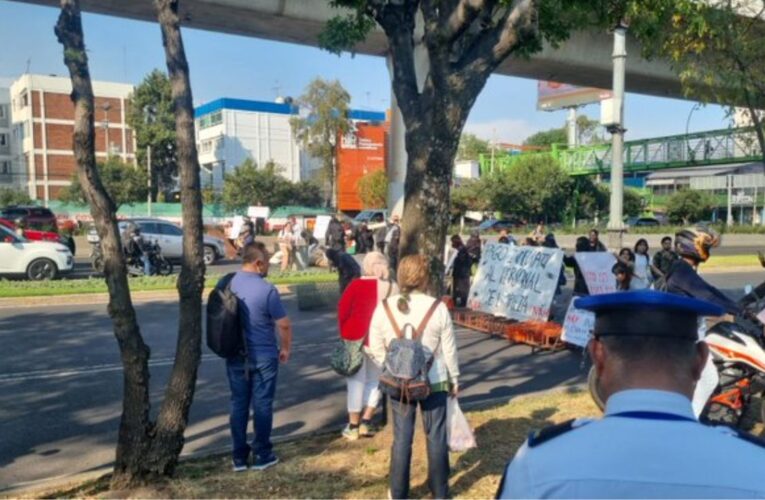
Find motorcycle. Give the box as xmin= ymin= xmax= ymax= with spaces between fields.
xmin=87 ymin=228 xmax=173 ymax=277
xmin=587 ymin=269 xmax=765 ymax=432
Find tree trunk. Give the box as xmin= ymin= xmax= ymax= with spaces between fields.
xmin=55 ymin=0 xmax=153 ymax=488
xmin=144 ymin=0 xmax=206 ymax=477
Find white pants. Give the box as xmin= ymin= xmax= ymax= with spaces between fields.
xmin=346 ymin=354 xmax=382 ymax=413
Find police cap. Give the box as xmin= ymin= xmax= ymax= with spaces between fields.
xmin=575 ymin=290 xmax=724 ymax=340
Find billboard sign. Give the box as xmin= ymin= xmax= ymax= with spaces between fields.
xmin=537 ymin=81 xmax=612 ymax=111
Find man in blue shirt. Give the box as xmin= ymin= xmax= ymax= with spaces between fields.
xmin=224 ymin=242 xmax=292 ymax=472
xmin=497 ymin=291 xmax=765 ymax=498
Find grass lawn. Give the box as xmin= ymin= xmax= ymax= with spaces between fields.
xmin=0 ymin=271 xmax=337 ymax=298
xmin=701 ymin=254 xmax=762 ymax=269
xmin=41 ymin=388 xmax=597 ymax=499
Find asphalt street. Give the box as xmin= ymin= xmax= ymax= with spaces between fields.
xmin=0 ymin=293 xmax=589 ymax=491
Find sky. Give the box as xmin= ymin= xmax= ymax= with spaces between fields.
xmin=0 ymin=1 xmax=733 ymax=144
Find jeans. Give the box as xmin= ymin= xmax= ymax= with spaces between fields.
xmin=390 ymin=391 xmax=449 ymax=499
xmin=142 ymin=255 xmax=153 ymax=276
xmin=226 ymin=356 xmax=279 ymax=463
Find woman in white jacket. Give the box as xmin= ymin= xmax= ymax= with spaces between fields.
xmin=367 ymin=254 xmax=460 ymax=499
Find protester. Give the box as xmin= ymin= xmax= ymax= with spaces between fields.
xmin=563 ymin=236 xmax=591 ymax=296
xmin=337 ymin=252 xmax=398 ymax=440
xmin=289 ymin=216 xmax=308 ymax=270
xmin=632 ymin=238 xmax=651 ymax=289
xmin=326 ymin=213 xmax=346 ymax=253
xmin=651 ymin=235 xmax=678 ymax=280
xmin=466 ymin=229 xmax=482 ymax=265
xmin=450 ymin=234 xmax=473 ymax=308
xmin=523 ymin=237 xmax=538 ymax=247
xmin=589 ymin=229 xmax=607 ymax=251
xmin=326 ymin=248 xmax=362 ymax=293
xmin=368 ymin=255 xmax=460 ymax=499
xmin=531 ymin=221 xmax=546 ymax=244
xmin=223 ymin=242 xmax=292 ymax=472
xmin=385 ymin=214 xmax=401 ymax=272
xmin=125 ymin=225 xmax=152 ymax=276
xmin=374 ymin=223 xmax=387 ymax=254
xmin=498 ymin=236 xmax=510 ymax=244
xmin=237 ymin=216 xmax=256 ymax=252
xmin=497 ymin=290 xmax=765 ymax=498
xmin=542 ymin=234 xmax=565 ymax=296
xmin=278 ymin=222 xmax=294 ymax=272
xmin=617 ymin=247 xmax=635 ymax=266
xmin=612 ymin=261 xmax=632 ymax=291
xmin=359 ymin=223 xmax=375 ymax=254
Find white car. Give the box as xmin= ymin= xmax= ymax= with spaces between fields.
xmin=118 ymin=218 xmax=227 ymax=265
xmin=0 ymin=224 xmax=74 ymax=280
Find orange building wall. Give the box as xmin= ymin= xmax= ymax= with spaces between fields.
xmin=336 ymin=122 xmax=389 ymax=212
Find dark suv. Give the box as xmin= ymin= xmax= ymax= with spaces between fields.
xmin=0 ymin=206 xmax=58 ymax=232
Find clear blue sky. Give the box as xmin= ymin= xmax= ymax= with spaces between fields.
xmin=0 ymin=1 xmax=732 ymax=143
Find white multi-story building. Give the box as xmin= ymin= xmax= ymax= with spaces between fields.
xmin=195 ymin=97 xmax=387 ymax=188
xmin=0 ymin=80 xmax=14 ymax=189
xmin=10 ymin=74 xmax=135 ymax=201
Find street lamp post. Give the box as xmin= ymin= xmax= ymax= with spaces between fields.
xmin=607 ymin=24 xmax=628 ymax=250
xmin=102 ymin=102 xmax=112 ymax=156
xmin=143 ymin=105 xmax=156 ymax=217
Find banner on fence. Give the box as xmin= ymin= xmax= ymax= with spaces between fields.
xmin=468 ymin=243 xmax=563 ymax=322
xmin=575 ymin=252 xmax=617 ymax=295
xmin=561 ymin=301 xmax=595 ymax=347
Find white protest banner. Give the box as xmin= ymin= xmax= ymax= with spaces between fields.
xmin=468 ymin=243 xmax=563 ymax=322
xmin=247 ymin=206 xmax=270 ymax=219
xmin=228 ymin=216 xmax=244 ymax=240
xmin=561 ymin=301 xmax=595 ymax=347
xmin=575 ymin=252 xmax=617 ymax=295
xmin=313 ymin=215 xmax=332 ymax=241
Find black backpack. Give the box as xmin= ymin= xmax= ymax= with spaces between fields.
xmin=206 ymin=273 xmax=246 ymax=358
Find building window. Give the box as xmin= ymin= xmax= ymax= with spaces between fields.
xmin=0 ymin=133 xmax=7 ymax=146
xmin=0 ymin=161 xmax=9 ymax=175
xmin=0 ymin=105 xmax=6 ymax=119
xmin=198 ymin=110 xmax=223 ymax=130
xmin=19 ymin=91 xmax=29 ymax=109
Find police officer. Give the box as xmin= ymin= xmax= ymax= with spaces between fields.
xmin=497 ymin=290 xmax=765 ymax=499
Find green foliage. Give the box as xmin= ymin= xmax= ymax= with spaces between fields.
xmin=523 ymin=128 xmax=568 ymax=148
xmin=570 ymin=177 xmax=609 ymax=220
xmin=201 ymin=187 xmax=221 ymax=205
xmin=0 ymin=187 xmax=32 ymax=207
xmin=126 ymin=69 xmax=177 ymax=200
xmin=59 ymin=157 xmax=148 ymax=207
xmin=357 ymin=169 xmax=388 ymax=208
xmin=623 ymin=188 xmax=645 ymax=218
xmin=222 ymin=159 xmax=323 ymax=212
xmin=523 ymin=116 xmax=604 ymax=148
xmin=290 ymin=78 xmax=352 ymax=207
xmin=665 ymin=189 xmax=715 ymax=224
xmin=491 ymin=155 xmax=572 ymax=221
xmin=450 ymin=179 xmax=490 ymax=217
xmin=457 ymin=133 xmax=492 ymax=161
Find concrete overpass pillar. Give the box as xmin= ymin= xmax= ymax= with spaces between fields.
xmin=386 ymin=12 xmax=429 ymax=218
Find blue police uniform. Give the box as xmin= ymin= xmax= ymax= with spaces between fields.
xmin=497 ymin=291 xmax=765 ymax=499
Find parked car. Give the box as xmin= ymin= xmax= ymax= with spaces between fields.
xmin=353 ymin=209 xmax=388 ymax=228
xmin=477 ymin=218 xmax=524 ymax=233
xmin=0 ymin=206 xmax=58 ymax=231
xmin=0 ymin=217 xmax=76 ymax=254
xmin=630 ymin=217 xmax=661 ymax=227
xmin=0 ymin=223 xmax=73 ymax=280
xmin=117 ymin=218 xmax=226 ymax=265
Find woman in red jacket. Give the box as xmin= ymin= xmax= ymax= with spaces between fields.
xmin=337 ymin=251 xmax=398 ymax=440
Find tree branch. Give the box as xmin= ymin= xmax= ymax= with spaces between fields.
xmin=490 ymin=0 xmax=537 ymax=63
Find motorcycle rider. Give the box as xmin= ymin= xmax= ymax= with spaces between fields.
xmin=126 ymin=225 xmax=153 ymax=276
xmin=663 ymin=226 xmax=743 ymax=416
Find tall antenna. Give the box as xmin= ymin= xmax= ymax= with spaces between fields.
xmin=272 ymin=80 xmax=282 ymax=99
xmin=25 ymin=58 xmax=31 ymax=74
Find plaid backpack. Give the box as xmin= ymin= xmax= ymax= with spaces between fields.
xmin=378 ymin=298 xmax=441 ymax=403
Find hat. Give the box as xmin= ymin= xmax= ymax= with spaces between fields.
xmin=575 ymin=290 xmax=724 ymax=340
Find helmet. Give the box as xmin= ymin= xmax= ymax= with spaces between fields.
xmin=675 ymin=226 xmax=720 ymax=263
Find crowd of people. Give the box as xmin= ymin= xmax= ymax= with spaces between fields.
xmin=212 ymin=220 xmax=765 ymax=499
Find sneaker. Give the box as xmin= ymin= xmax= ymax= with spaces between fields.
xmin=252 ymin=454 xmax=279 ymax=471
xmin=232 ymin=460 xmax=248 ymax=472
xmin=359 ymin=422 xmax=378 ymax=437
xmin=342 ymin=424 xmax=360 ymax=441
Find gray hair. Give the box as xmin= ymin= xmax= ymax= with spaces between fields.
xmin=362 ymin=251 xmax=390 ymax=280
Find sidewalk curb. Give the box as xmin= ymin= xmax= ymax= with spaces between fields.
xmin=0 ymin=285 xmax=295 ymax=309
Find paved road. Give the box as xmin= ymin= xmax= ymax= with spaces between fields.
xmin=0 ymin=294 xmax=586 ymax=491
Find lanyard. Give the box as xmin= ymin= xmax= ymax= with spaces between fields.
xmin=608 ymin=411 xmax=697 ymax=423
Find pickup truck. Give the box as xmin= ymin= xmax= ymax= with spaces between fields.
xmin=353 ymin=209 xmax=388 ymax=230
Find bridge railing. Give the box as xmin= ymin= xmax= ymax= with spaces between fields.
xmin=479 ymin=126 xmax=763 ymax=176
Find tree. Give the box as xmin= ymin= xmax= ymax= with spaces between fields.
xmin=357 ymin=169 xmax=388 ymax=208
xmin=623 ymin=188 xmax=645 ymax=218
xmin=456 ymin=133 xmax=491 ymax=160
xmin=569 ymin=176 xmax=609 ymax=221
xmin=60 ymin=157 xmax=148 ymax=207
xmin=222 ymin=159 xmax=322 ymax=211
xmin=493 ymin=155 xmax=572 ymax=222
xmin=0 ymin=187 xmax=32 ymax=207
xmin=450 ymin=178 xmax=491 ymax=219
xmin=523 ymin=115 xmax=604 ymax=148
xmin=629 ymin=0 xmax=765 ymax=169
xmin=56 ymin=0 xmax=205 ymax=488
xmin=666 ymin=189 xmax=715 ymax=224
xmin=290 ymin=78 xmax=352 ymax=208
xmin=320 ymin=1 xmax=601 ymax=291
xmin=126 ymin=69 xmax=177 ymax=201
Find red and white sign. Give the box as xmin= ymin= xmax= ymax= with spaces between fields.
xmin=575 ymin=252 xmax=617 ymax=295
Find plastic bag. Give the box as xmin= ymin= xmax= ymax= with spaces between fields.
xmin=447 ymin=397 xmax=476 ymax=452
